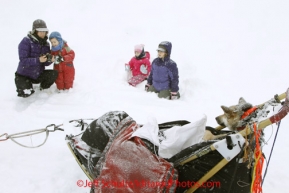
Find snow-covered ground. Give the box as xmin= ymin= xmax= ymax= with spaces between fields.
xmin=1 ymin=0 xmax=289 ymax=192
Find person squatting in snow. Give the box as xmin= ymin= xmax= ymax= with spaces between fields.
xmin=125 ymin=44 xmax=151 ymax=86
xmin=145 ymin=41 xmax=180 ymax=100
xmin=15 ymin=19 xmax=58 ymax=98
xmin=49 ymin=32 xmax=75 ymax=91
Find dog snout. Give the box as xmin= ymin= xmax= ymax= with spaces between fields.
xmin=215 ymin=115 xmax=226 ymax=127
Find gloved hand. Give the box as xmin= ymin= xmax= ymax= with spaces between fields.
xmin=39 ymin=55 xmax=47 ymax=63
xmin=140 ymin=64 xmax=147 ymax=74
xmin=170 ymin=92 xmax=178 ymax=100
xmin=54 ymin=55 xmax=64 ymax=64
xmin=45 ymin=53 xmax=53 ymax=63
xmin=125 ymin=64 xmax=130 ymax=71
xmin=145 ymin=84 xmax=150 ymax=91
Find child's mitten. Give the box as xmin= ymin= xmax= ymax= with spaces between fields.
xmin=140 ymin=64 xmax=147 ymax=74
xmin=54 ymin=55 xmax=64 ymax=64
xmin=125 ymin=64 xmax=130 ymax=71
xmin=170 ymin=92 xmax=178 ymax=100
xmin=145 ymin=84 xmax=150 ymax=91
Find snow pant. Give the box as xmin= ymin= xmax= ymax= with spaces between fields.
xmin=128 ymin=74 xmax=147 ymax=86
xmin=147 ymin=85 xmax=180 ymax=99
xmin=54 ymin=63 xmax=75 ymax=90
xmin=15 ymin=70 xmax=58 ymax=97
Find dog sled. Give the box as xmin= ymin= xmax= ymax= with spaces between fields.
xmin=66 ymin=88 xmax=289 ymax=193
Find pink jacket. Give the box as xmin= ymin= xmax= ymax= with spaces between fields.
xmin=128 ymin=51 xmax=151 ymax=77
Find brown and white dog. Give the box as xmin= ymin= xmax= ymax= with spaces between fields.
xmin=215 ymin=97 xmax=252 ymax=131
xmin=203 ymin=97 xmax=252 ymax=141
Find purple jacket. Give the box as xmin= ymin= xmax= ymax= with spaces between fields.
xmin=147 ymin=41 xmax=179 ymax=92
xmin=17 ymin=33 xmax=52 ymax=80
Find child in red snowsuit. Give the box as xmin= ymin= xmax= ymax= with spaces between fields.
xmin=49 ymin=31 xmax=75 ymax=91
xmin=125 ymin=44 xmax=151 ymax=86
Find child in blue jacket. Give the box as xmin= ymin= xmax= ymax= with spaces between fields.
xmin=146 ymin=41 xmax=180 ymax=100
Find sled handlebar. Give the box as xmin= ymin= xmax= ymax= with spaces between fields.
xmin=224 ymin=88 xmax=289 ymax=138
xmin=253 ymin=88 xmax=288 ymax=132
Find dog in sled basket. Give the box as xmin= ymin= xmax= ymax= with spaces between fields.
xmin=66 ymin=88 xmax=289 ymax=193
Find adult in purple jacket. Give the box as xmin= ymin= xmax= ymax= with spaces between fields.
xmin=15 ymin=19 xmax=58 ymax=98
xmin=145 ymin=41 xmax=180 ymax=100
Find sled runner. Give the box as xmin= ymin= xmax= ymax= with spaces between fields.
xmin=67 ymin=142 xmax=93 ymax=181
xmin=66 ymin=88 xmax=289 ymax=193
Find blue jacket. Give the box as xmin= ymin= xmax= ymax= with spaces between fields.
xmin=17 ymin=32 xmax=52 ymax=80
xmin=147 ymin=41 xmax=179 ymax=92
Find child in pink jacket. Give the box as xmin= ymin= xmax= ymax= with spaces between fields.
xmin=125 ymin=44 xmax=151 ymax=86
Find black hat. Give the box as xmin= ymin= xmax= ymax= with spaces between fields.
xmin=32 ymin=19 xmax=48 ymax=33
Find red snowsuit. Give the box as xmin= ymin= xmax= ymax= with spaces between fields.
xmin=127 ymin=52 xmax=151 ymax=86
xmin=51 ymin=43 xmax=75 ymax=90
xmin=128 ymin=51 xmax=151 ymax=77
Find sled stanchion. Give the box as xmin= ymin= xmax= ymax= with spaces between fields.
xmin=186 ymin=158 xmax=229 ymax=193
xmin=69 ymin=119 xmax=94 ymax=131
xmin=257 ymin=119 xmax=272 ymax=131
xmin=257 ymin=91 xmax=286 ymax=107
xmin=274 ymin=92 xmax=286 ymax=104
xmin=180 ymin=145 xmax=216 ymax=165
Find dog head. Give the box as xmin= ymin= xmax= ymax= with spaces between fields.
xmin=215 ymin=98 xmax=252 ymax=131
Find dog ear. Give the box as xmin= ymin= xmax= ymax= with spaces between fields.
xmin=238 ymin=97 xmax=253 ymax=111
xmin=221 ymin=105 xmax=232 ymax=114
xmin=238 ymin=97 xmax=247 ymax=105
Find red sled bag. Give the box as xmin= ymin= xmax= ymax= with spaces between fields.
xmin=92 ymin=122 xmax=178 ymax=193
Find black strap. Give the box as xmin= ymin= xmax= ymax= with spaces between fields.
xmin=226 ymin=136 xmax=236 ymax=150
xmin=158 ymin=120 xmax=190 ymax=129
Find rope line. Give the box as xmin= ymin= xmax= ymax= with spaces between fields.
xmin=0 ymin=124 xmax=63 ymax=148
